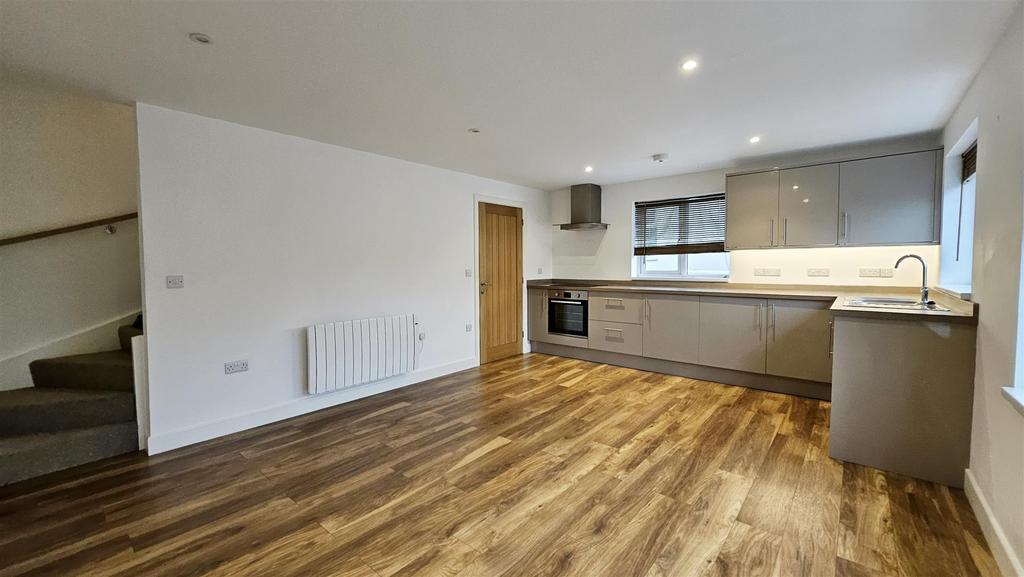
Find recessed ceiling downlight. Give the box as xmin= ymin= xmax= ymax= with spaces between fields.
xmin=467 ymin=128 xmax=480 ymax=134
xmin=188 ymin=32 xmax=212 ymax=44
xmin=681 ymin=59 xmax=698 ymax=71
xmin=584 ymin=166 xmax=594 ymax=173
xmin=749 ymin=136 xmax=761 ymax=144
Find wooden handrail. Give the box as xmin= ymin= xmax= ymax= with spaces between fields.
xmin=0 ymin=212 xmax=138 ymax=247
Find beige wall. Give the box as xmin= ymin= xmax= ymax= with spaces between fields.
xmin=943 ymin=4 xmax=1024 ymax=575
xmin=0 ymin=78 xmax=141 ymax=390
xmin=1 ymin=77 xmax=138 ymax=237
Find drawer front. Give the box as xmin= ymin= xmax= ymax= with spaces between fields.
xmin=589 ymin=319 xmax=643 ymax=356
xmin=589 ymin=293 xmax=643 ymax=324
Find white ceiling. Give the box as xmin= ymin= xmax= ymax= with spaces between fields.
xmin=1 ymin=1 xmax=1017 ymax=191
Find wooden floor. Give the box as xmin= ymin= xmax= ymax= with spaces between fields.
xmin=0 ymin=353 xmax=999 ymax=577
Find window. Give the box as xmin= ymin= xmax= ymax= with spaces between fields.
xmin=633 ymin=194 xmax=729 ymax=280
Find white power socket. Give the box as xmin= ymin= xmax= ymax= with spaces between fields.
xmin=879 ymin=267 xmax=895 ymax=278
xmin=807 ymin=268 xmax=831 ymax=277
xmin=754 ymin=267 xmax=782 ymax=277
xmin=166 ymin=275 xmax=185 ymax=289
xmin=859 ymin=267 xmax=881 ymax=278
xmin=224 ymin=360 xmax=248 ymax=374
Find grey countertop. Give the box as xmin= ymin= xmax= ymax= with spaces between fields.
xmin=528 ymin=279 xmax=978 ymax=323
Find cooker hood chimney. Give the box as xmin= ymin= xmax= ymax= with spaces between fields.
xmin=559 ymin=183 xmax=609 ymax=230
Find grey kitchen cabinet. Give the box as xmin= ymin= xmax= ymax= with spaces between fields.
xmin=778 ymin=164 xmax=839 ymax=247
xmin=725 ymin=170 xmax=780 ymax=249
xmin=766 ymin=299 xmax=832 ymax=382
xmin=527 ymin=289 xmax=548 ymax=342
xmin=589 ymin=292 xmax=644 ymax=324
xmin=698 ymin=296 xmax=767 ymax=373
xmin=838 ymin=150 xmax=941 ymax=246
xmin=642 ymin=294 xmax=700 ymax=364
xmin=589 ymin=319 xmax=643 ymax=356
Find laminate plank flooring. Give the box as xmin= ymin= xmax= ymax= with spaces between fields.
xmin=0 ymin=353 xmax=999 ymax=577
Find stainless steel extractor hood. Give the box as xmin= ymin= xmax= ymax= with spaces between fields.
xmin=559 ymin=183 xmax=609 ymax=230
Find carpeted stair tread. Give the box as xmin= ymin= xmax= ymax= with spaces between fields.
xmin=30 ymin=350 xmax=134 ymax=391
xmin=0 ymin=423 xmax=139 ymax=486
xmin=0 ymin=388 xmax=135 ymax=435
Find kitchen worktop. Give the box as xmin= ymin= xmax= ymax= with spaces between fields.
xmin=528 ymin=279 xmax=978 ymax=323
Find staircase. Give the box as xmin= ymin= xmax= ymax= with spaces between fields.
xmin=0 ymin=325 xmax=142 ymax=486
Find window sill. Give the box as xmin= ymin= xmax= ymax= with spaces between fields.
xmin=1001 ymin=387 xmax=1024 ymax=418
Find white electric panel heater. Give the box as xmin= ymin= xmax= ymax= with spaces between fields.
xmin=306 ymin=314 xmax=417 ymax=395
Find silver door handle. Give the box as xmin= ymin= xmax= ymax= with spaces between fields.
xmin=480 ymin=281 xmax=489 ymax=294
xmin=828 ymin=320 xmax=835 ymax=357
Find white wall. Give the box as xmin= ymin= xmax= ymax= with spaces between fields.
xmin=0 ymin=78 xmax=141 ymax=390
xmin=944 ymin=4 xmax=1024 ymax=575
xmin=136 ymin=104 xmax=551 ymax=453
xmin=551 ymin=135 xmax=941 ymax=287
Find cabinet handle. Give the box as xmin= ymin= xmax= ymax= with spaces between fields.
xmin=783 ymin=218 xmax=788 ymax=246
xmin=605 ymin=298 xmax=624 ymax=305
xmin=770 ymin=303 xmax=776 ymax=340
xmin=828 ymin=320 xmax=835 ymax=357
xmin=604 ymin=327 xmax=624 ymax=336
xmin=769 ymin=219 xmax=775 ymax=246
xmin=645 ymin=299 xmax=651 ymax=324
xmin=841 ymin=212 xmax=848 ymax=242
xmin=757 ymin=303 xmax=763 ymax=339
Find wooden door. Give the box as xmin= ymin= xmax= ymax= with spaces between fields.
xmin=697 ymin=296 xmax=767 ymax=373
xmin=479 ymin=202 xmax=523 ymax=363
xmin=643 ymin=294 xmax=700 ymax=364
xmin=779 ymin=164 xmax=839 ymax=247
xmin=725 ymin=170 xmax=780 ymax=249
xmin=766 ymin=299 xmax=833 ymax=382
xmin=838 ymin=150 xmax=939 ymax=245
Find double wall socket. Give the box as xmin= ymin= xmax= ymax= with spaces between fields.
xmin=807 ymin=268 xmax=831 ymax=277
xmin=224 ymin=360 xmax=249 ymax=374
xmin=166 ymin=275 xmax=185 ymax=289
xmin=859 ymin=267 xmax=895 ymax=278
xmin=754 ymin=267 xmax=782 ymax=277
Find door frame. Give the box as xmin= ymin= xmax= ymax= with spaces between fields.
xmin=473 ymin=195 xmax=528 ymax=364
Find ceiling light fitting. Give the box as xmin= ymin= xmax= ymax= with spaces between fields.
xmin=188 ymin=32 xmax=212 ymax=44
xmin=584 ymin=166 xmax=594 ymax=173
xmin=749 ymin=136 xmax=761 ymax=144
xmin=467 ymin=128 xmax=480 ymax=134
xmin=652 ymin=153 xmax=669 ymax=163
xmin=681 ymin=59 xmax=698 ymax=71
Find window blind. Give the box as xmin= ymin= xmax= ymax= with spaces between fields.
xmin=961 ymin=142 xmax=977 ymax=183
xmin=633 ymin=193 xmax=726 ymax=256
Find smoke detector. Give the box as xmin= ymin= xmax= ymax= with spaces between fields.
xmin=652 ymin=153 xmax=669 ymax=163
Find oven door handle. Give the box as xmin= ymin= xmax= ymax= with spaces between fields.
xmin=549 ymin=299 xmax=584 ymax=305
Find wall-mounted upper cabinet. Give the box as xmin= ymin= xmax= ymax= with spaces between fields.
xmin=838 ymin=150 xmax=941 ymax=246
xmin=725 ymin=149 xmax=941 ymax=250
xmin=725 ymin=170 xmax=779 ymax=250
xmin=779 ymin=164 xmax=839 ymax=247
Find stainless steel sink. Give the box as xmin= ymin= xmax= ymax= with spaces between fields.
xmin=845 ymin=297 xmax=950 ymax=311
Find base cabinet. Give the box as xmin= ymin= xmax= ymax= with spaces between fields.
xmin=527 ymin=290 xmax=547 ymax=342
xmin=766 ymin=299 xmax=833 ymax=382
xmin=698 ymin=296 xmax=767 ymax=373
xmin=642 ymin=294 xmax=699 ymax=364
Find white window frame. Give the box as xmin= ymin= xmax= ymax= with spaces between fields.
xmin=633 ymin=253 xmax=730 ymax=282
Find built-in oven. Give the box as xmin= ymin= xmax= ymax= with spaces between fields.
xmin=548 ymin=290 xmax=588 ymax=338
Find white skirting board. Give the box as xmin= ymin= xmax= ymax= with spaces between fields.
xmin=965 ymin=468 xmax=1024 ymax=577
xmin=146 ymin=357 xmax=475 ymax=455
